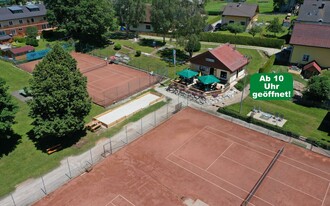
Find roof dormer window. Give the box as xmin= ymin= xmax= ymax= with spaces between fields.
xmin=26 ymin=4 xmax=40 ymax=12
xmin=8 ymin=6 xmax=23 ymax=14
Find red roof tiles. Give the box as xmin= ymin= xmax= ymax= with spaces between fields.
xmin=189 ymin=44 xmax=249 ymax=72
xmin=303 ymin=61 xmax=322 ymax=72
xmin=290 ymin=23 xmax=330 ymax=49
xmin=10 ymin=45 xmax=34 ymax=55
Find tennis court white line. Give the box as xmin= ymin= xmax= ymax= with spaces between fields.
xmin=221 ymin=154 xmax=323 ymax=202
xmin=206 ymin=142 xmax=234 ymax=171
xmin=168 ymin=154 xmax=274 ymax=206
xmin=321 ymin=182 xmax=330 ymax=206
xmin=205 ymin=126 xmax=330 ymax=180
xmin=166 ymin=126 xmax=208 ymax=159
xmin=165 ymin=156 xmax=255 ymax=205
xmin=105 ymin=195 xmax=135 ymax=206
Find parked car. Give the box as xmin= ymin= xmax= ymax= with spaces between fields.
xmin=214 ymin=23 xmax=222 ymax=31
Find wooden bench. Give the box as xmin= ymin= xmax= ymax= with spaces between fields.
xmin=46 ymin=144 xmax=62 ymax=155
xmin=85 ymin=121 xmax=102 ymax=132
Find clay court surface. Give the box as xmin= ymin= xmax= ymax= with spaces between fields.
xmin=35 ymin=108 xmax=330 ymax=206
xmin=19 ymin=52 xmax=158 ymax=107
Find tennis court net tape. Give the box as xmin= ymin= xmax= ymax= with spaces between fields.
xmin=241 ymin=146 xmax=284 ymax=206
xmin=80 ymin=61 xmax=107 ymax=74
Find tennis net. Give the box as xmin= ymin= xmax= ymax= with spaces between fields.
xmin=80 ymin=61 xmax=107 ymax=74
xmin=241 ymin=146 xmax=284 ymax=206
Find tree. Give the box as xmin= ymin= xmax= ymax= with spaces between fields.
xmin=0 ymin=78 xmax=17 ymax=139
xmin=227 ymin=23 xmax=245 ymax=35
xmin=113 ymin=0 xmax=145 ymax=37
xmin=303 ymin=76 xmax=330 ymax=103
xmin=44 ymin=0 xmax=116 ymax=45
xmin=25 ymin=26 xmax=39 ymax=47
xmin=29 ymin=44 xmax=91 ymax=139
xmin=273 ymin=0 xmax=288 ymax=12
xmin=151 ymin=0 xmax=178 ymax=43
xmin=248 ymin=25 xmax=262 ymax=37
xmin=184 ymin=34 xmax=201 ymax=57
xmin=266 ymin=17 xmax=283 ymax=36
xmin=175 ymin=0 xmax=206 ymax=57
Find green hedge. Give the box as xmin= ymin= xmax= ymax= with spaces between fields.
xmin=199 ymin=33 xmax=285 ymax=48
xmin=207 ymin=11 xmax=222 ymax=15
xmin=235 ymin=74 xmax=250 ymax=91
xmin=217 ymin=108 xmax=330 ymax=149
xmin=259 ymin=55 xmax=275 ymax=73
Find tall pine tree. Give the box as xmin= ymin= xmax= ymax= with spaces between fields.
xmin=29 ymin=44 xmax=91 ymax=139
xmin=0 ymin=78 xmax=17 ymax=139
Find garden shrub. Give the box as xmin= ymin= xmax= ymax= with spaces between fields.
xmin=114 ymin=43 xmax=121 ymax=50
xmin=13 ymin=36 xmax=25 ymax=43
xmin=199 ymin=32 xmax=285 ymax=48
xmin=25 ymin=37 xmax=39 ymax=47
xmin=135 ymin=50 xmax=141 ymax=57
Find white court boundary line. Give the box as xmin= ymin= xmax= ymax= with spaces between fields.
xmin=205 ymin=126 xmax=330 ymax=179
xmin=321 ymin=182 xmax=330 ymax=206
xmin=105 ymin=194 xmax=135 ymax=206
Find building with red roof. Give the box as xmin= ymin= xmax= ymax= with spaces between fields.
xmin=302 ymin=60 xmax=322 ymax=78
xmin=7 ymin=45 xmax=34 ymax=59
xmin=189 ymin=44 xmax=249 ymax=84
xmin=289 ymin=22 xmax=330 ymax=68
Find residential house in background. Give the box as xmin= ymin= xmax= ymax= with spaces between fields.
xmin=129 ymin=4 xmax=153 ymax=32
xmin=221 ymin=3 xmax=259 ymax=29
xmin=289 ymin=22 xmax=330 ymax=68
xmin=0 ymin=4 xmax=52 ymax=41
xmin=189 ymin=44 xmax=249 ymax=85
xmin=296 ymin=0 xmax=330 ymax=25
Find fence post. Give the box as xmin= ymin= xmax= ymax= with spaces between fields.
xmin=10 ymin=194 xmax=16 ymax=206
xmin=41 ymin=176 xmax=47 ymax=195
xmin=67 ymin=158 xmax=72 ymax=179
xmin=125 ymin=126 xmax=128 ymax=144
xmin=140 ymin=118 xmax=143 ymax=135
xmin=89 ymin=149 xmax=93 ymax=165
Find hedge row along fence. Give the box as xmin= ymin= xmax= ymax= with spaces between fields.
xmin=217 ymin=108 xmax=330 ymax=150
xmin=199 ymin=33 xmax=285 ymax=49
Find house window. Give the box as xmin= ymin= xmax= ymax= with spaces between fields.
xmin=240 ymin=21 xmax=245 ymax=26
xmin=145 ymin=25 xmax=151 ymax=30
xmin=42 ymin=24 xmax=47 ymax=29
xmin=229 ymin=20 xmax=234 ymax=24
xmin=18 ymin=28 xmax=23 ymax=31
xmin=0 ymin=23 xmax=2 ymax=28
xmin=43 ymin=16 xmax=46 ymax=20
xmin=31 ymin=18 xmax=34 ymax=23
xmin=132 ymin=25 xmax=137 ymax=28
xmin=11 ymin=30 xmax=16 ymax=35
xmin=220 ymin=71 xmax=227 ymax=79
xmin=0 ymin=31 xmax=5 ymax=36
xmin=302 ymin=54 xmax=309 ymax=62
xmin=19 ymin=19 xmax=23 ymax=24
xmin=9 ymin=21 xmax=13 ymax=25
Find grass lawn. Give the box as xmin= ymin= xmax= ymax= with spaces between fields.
xmin=207 ymin=15 xmax=221 ymax=24
xmin=237 ymin=48 xmax=268 ymax=74
xmin=0 ymin=59 xmax=167 ymax=197
xmin=205 ymin=0 xmax=274 ymax=14
xmin=226 ymin=96 xmax=329 ymax=146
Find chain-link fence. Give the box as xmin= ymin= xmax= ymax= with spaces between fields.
xmin=0 ymin=98 xmax=190 ymax=206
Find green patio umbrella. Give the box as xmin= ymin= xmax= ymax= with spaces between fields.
xmin=176 ymin=69 xmax=198 ymax=79
xmin=198 ymin=75 xmax=220 ymax=85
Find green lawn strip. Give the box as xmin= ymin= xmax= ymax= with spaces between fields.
xmin=113 ymin=39 xmax=155 ymax=54
xmin=257 ymin=14 xmax=287 ymax=23
xmin=207 ymin=15 xmax=221 ymax=24
xmin=90 ymin=45 xmax=131 ymax=58
xmin=246 ymin=0 xmax=274 ymax=13
xmin=205 ymin=0 xmax=227 ymax=13
xmin=291 ymin=140 xmax=307 ymax=149
xmin=226 ymin=96 xmax=329 ymax=145
xmin=236 ymin=48 xmax=268 ymax=74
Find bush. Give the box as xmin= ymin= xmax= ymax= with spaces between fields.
xmin=114 ymin=43 xmax=121 ymax=50
xmin=235 ymin=74 xmax=251 ymax=91
xmin=13 ymin=36 xmax=25 ymax=43
xmin=207 ymin=11 xmax=221 ymax=15
xmin=259 ymin=55 xmax=275 ymax=73
xmin=199 ymin=32 xmax=285 ymax=48
xmin=25 ymin=37 xmax=39 ymax=47
xmin=135 ymin=50 xmax=141 ymax=57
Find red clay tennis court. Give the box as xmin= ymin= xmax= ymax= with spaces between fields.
xmin=35 ymin=107 xmax=330 ymax=206
xmin=18 ymin=52 xmax=158 ymax=107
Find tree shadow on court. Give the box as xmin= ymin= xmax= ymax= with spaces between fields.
xmin=318 ymin=112 xmax=330 ymax=136
xmin=0 ymin=131 xmax=21 ymax=157
xmin=28 ymin=129 xmax=87 ymax=153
